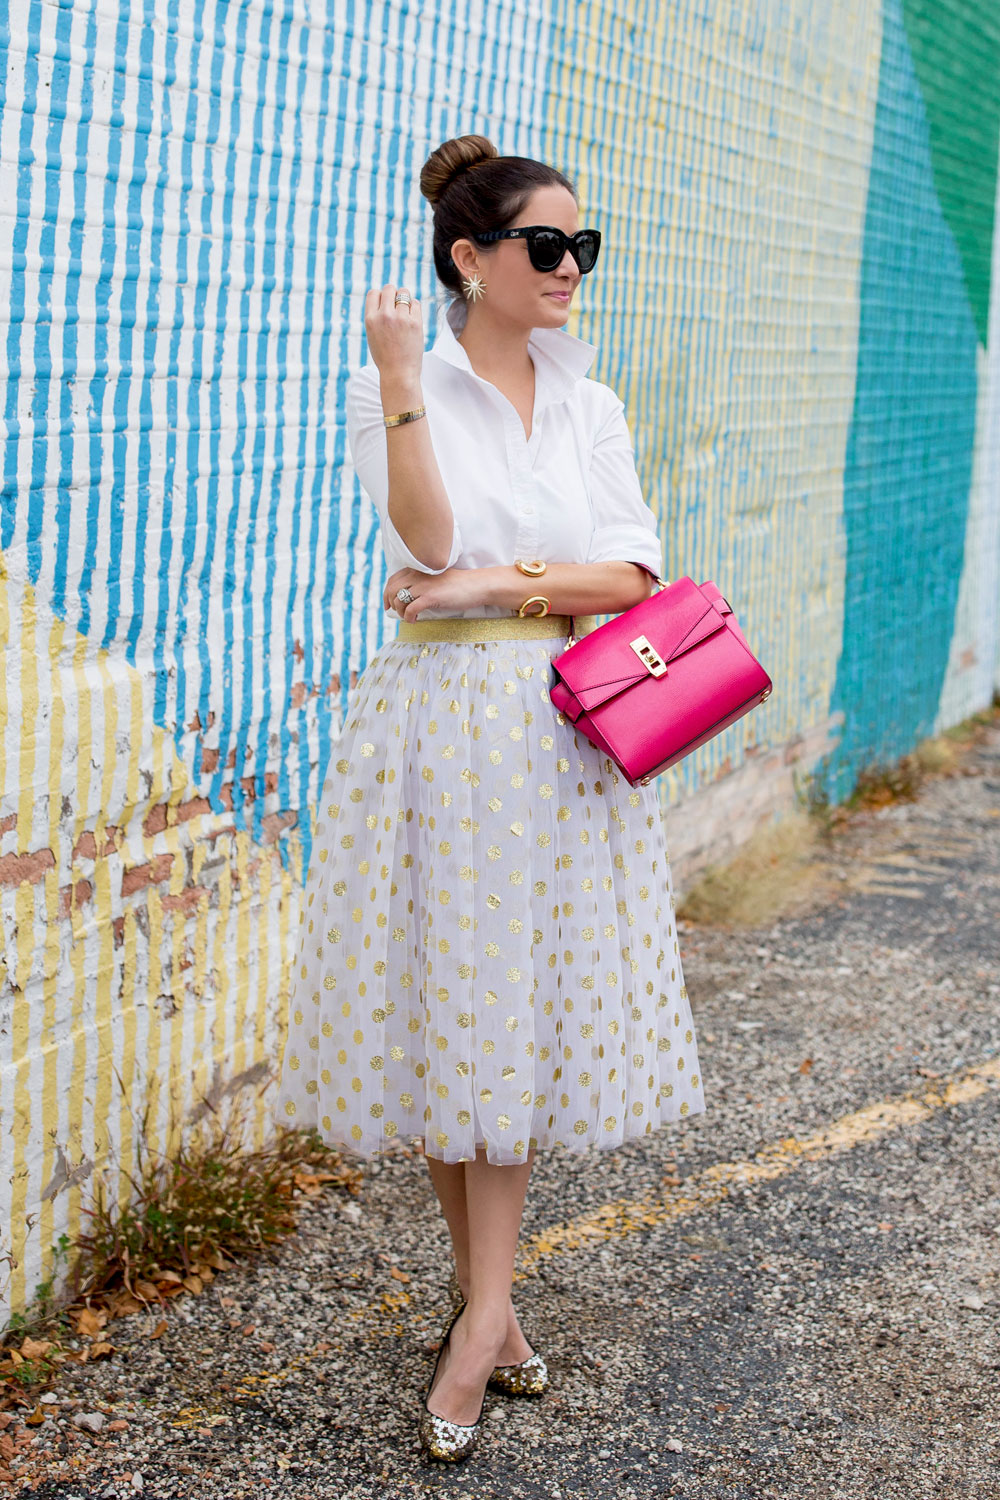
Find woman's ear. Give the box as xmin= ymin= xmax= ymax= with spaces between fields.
xmin=450 ymin=237 xmax=481 ymax=280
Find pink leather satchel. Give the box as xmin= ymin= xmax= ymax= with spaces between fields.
xmin=549 ymin=574 xmax=773 ymax=786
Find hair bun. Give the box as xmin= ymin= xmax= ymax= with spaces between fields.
xmin=419 ymin=134 xmax=500 ymax=208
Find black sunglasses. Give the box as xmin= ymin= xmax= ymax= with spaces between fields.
xmin=473 ymin=224 xmax=602 ymax=274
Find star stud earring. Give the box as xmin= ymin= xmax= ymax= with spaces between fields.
xmin=461 ymin=273 xmax=486 ymax=302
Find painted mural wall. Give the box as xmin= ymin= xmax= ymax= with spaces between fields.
xmin=1 ymin=0 xmax=998 ymax=1316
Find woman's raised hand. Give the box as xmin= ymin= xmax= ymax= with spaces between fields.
xmin=364 ymin=285 xmax=423 ymax=383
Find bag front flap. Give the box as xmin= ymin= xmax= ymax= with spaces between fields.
xmin=554 ymin=576 xmax=729 ymax=712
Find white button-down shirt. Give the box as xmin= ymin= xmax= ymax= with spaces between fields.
xmin=345 ymin=296 xmax=664 ymax=618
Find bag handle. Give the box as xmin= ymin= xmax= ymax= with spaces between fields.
xmin=566 ymin=568 xmax=669 ymax=648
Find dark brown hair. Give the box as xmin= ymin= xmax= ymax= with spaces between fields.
xmin=419 ymin=134 xmax=577 ymax=295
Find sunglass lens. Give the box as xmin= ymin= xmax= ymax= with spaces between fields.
xmin=575 ymin=232 xmax=599 ymax=272
xmin=529 ymin=230 xmax=565 ymax=272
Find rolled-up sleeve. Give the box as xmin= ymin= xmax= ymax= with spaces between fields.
xmin=345 ymin=367 xmax=463 ymax=575
xmin=585 ymin=391 xmax=664 ymax=579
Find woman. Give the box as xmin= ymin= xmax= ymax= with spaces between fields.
xmin=274 ymin=134 xmax=705 ymax=1461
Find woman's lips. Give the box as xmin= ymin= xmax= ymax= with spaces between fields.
xmin=545 ymin=292 xmax=570 ymax=302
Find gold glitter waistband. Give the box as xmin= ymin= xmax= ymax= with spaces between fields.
xmin=394 ymin=614 xmax=598 ymax=643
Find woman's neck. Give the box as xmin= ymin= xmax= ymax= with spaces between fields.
xmin=455 ymin=310 xmax=534 ymax=385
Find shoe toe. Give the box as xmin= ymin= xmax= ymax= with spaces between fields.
xmin=418 ymin=1407 xmax=480 ymax=1461
xmin=488 ymin=1350 xmax=549 ymax=1396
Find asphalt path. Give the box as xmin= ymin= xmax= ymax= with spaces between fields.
xmin=11 ymin=724 xmax=1000 ymax=1500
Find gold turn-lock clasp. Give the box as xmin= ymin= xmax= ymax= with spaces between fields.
xmin=629 ymin=634 xmax=667 ymax=677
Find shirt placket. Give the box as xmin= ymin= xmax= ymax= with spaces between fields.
xmin=504 ymin=409 xmax=541 ymax=561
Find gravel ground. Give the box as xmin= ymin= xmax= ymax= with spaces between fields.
xmin=6 ymin=725 xmax=999 ymax=1500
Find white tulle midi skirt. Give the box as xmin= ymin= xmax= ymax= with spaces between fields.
xmin=272 ymin=623 xmax=705 ymax=1166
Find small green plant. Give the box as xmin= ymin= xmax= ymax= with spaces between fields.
xmin=1 ymin=1070 xmax=360 ymax=1400
xmin=68 ymin=1084 xmax=360 ymax=1302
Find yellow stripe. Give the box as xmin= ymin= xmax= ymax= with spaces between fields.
xmin=92 ymin=650 xmax=118 ymax=1170
xmin=39 ymin=617 xmax=66 ymax=1276
xmin=8 ymin=579 xmax=40 ymax=1311
xmin=516 ymin=1056 xmax=1000 ymax=1276
xmin=234 ymin=832 xmax=253 ymax=1080
xmin=166 ymin=1052 xmax=1000 ymax=1425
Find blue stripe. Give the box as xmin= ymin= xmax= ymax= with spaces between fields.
xmin=152 ymin=0 xmax=185 ymax=731
xmin=286 ymin=19 xmax=335 ymax=872
xmin=191 ymin=0 xmax=234 ymax=785
xmin=28 ymin=0 xmax=76 ymax=603
xmin=53 ymin=0 xmax=99 ymax=621
xmin=229 ymin=0 xmax=279 ymax=832
xmin=201 ymin=0 xmax=249 ymax=801
xmin=2 ymin=1 xmax=43 ymax=556
xmin=165 ymin=6 xmax=207 ymax=747
xmin=252 ymin=0 xmax=299 ymax=854
xmin=106 ymin=0 xmax=156 ymax=651
xmin=80 ymin=0 xmax=132 ymax=639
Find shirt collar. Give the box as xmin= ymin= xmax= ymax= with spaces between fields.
xmin=427 ymin=295 xmax=597 ymax=406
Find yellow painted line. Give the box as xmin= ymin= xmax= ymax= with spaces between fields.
xmin=848 ymin=883 xmax=928 ymax=901
xmin=516 ymin=1056 xmax=1000 ymax=1276
xmin=166 ymin=1054 xmax=1000 ymax=1426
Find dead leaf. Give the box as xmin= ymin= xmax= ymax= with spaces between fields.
xmin=155 ymin=1280 xmax=186 ymax=1299
xmin=181 ymin=1273 xmax=203 ymax=1295
xmin=19 ymin=1337 xmax=54 ymax=1361
xmin=87 ymin=1341 xmax=115 ymax=1360
xmin=24 ymin=1406 xmax=47 ymax=1426
xmin=388 ymin=1266 xmax=410 ymax=1284
xmin=798 ymin=1058 xmax=814 ymax=1074
xmin=73 ymin=1306 xmax=107 ymax=1339
xmin=108 ymin=1291 xmax=146 ymax=1317
xmin=149 ymin=1320 xmax=168 ymax=1339
xmin=154 ymin=1269 xmax=184 ymax=1285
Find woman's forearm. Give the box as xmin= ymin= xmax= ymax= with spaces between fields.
xmin=479 ymin=561 xmax=655 ymax=615
xmin=379 ymin=375 xmax=457 ymax=571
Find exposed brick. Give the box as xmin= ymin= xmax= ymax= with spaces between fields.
xmin=0 ymin=848 xmax=56 ymax=887
xmin=290 ymin=681 xmax=308 ymax=708
xmin=260 ymin=811 xmax=298 ymax=845
xmin=161 ymin=885 xmax=209 ymax=912
xmin=200 ymin=747 xmax=220 ymax=773
xmin=72 ymin=830 xmax=97 ymax=861
xmin=58 ymin=879 xmax=93 ymax=918
xmin=121 ymin=853 xmax=173 ymax=897
xmin=142 ymin=804 xmax=168 ymax=838
xmin=0 ymin=814 xmax=16 ymax=837
xmin=175 ymin=796 xmax=212 ymax=824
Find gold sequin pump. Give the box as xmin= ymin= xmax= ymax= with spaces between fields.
xmin=418 ymin=1305 xmax=486 ymax=1463
xmin=446 ymin=1271 xmax=550 ymax=1398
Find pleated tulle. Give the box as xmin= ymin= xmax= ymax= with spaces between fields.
xmin=272 ymin=634 xmax=705 ymax=1165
